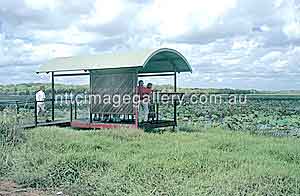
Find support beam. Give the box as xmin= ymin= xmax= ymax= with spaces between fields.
xmin=138 ymin=73 xmax=175 ymax=77
xmin=167 ymin=56 xmax=178 ymax=130
xmin=34 ymin=100 xmax=37 ymax=127
xmin=147 ymin=57 xmax=181 ymax=63
xmin=16 ymin=101 xmax=19 ymax=123
xmin=134 ymin=71 xmax=139 ymax=128
xmin=156 ymin=102 xmax=159 ymax=122
xmin=51 ymin=72 xmax=55 ymax=121
xmin=54 ymin=73 xmax=90 ymax=77
xmin=174 ymin=70 xmax=177 ymax=128
xmin=74 ymin=100 xmax=77 ymax=120
xmin=70 ymin=101 xmax=73 ymax=122
xmin=89 ymin=72 xmax=92 ymax=123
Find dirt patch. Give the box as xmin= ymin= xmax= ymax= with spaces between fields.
xmin=0 ymin=180 xmax=49 ymax=196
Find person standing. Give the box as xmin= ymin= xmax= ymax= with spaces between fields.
xmin=137 ymin=80 xmax=152 ymax=122
xmin=36 ymin=86 xmax=46 ymax=120
xmin=146 ymin=83 xmax=155 ymax=122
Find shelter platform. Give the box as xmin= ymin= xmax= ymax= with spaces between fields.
xmin=21 ymin=119 xmax=175 ymax=130
xmin=21 ymin=120 xmax=71 ymax=129
xmin=70 ymin=119 xmax=175 ymax=129
xmin=139 ymin=120 xmax=176 ymax=129
xmin=71 ymin=120 xmax=137 ymax=129
xmin=34 ymin=47 xmax=191 ymax=131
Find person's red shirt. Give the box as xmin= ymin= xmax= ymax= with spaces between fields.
xmin=137 ymin=86 xmax=152 ymax=99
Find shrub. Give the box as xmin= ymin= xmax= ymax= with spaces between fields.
xmin=0 ymin=108 xmax=24 ymax=146
xmin=0 ymin=109 xmax=25 ymax=177
xmin=98 ymin=128 xmax=144 ymax=140
xmin=177 ymin=122 xmax=206 ymax=132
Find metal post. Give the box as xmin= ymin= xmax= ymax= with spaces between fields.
xmin=51 ymin=72 xmax=55 ymax=122
xmin=153 ymin=91 xmax=159 ymax=122
xmin=74 ymin=99 xmax=77 ymax=120
xmin=70 ymin=100 xmax=73 ymax=122
xmin=156 ymin=103 xmax=159 ymax=122
xmin=34 ymin=100 xmax=38 ymax=127
xmin=16 ymin=101 xmax=19 ymax=114
xmin=134 ymin=72 xmax=138 ymax=128
xmin=173 ymin=70 xmax=177 ymax=129
xmin=16 ymin=101 xmax=19 ymax=124
xmin=89 ymin=71 xmax=92 ymax=123
xmin=135 ymin=107 xmax=139 ymax=128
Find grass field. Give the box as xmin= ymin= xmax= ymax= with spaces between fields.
xmin=1 ymin=126 xmax=300 ymax=195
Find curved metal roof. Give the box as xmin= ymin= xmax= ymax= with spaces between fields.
xmin=37 ymin=48 xmax=192 ymax=74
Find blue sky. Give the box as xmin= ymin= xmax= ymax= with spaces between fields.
xmin=0 ymin=0 xmax=300 ymax=90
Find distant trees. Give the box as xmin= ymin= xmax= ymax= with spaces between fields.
xmin=0 ymin=83 xmax=289 ymax=96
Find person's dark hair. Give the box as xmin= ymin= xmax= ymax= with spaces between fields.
xmin=147 ymin=83 xmax=152 ymax=88
xmin=138 ymin=80 xmax=144 ymax=86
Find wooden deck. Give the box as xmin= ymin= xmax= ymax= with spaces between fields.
xmin=70 ymin=119 xmax=175 ymax=129
xmin=71 ymin=120 xmax=137 ymax=129
xmin=20 ymin=119 xmax=175 ymax=130
xmin=21 ymin=120 xmax=71 ymax=129
xmin=139 ymin=120 xmax=176 ymax=129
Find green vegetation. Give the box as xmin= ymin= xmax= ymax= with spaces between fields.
xmin=2 ymin=84 xmax=300 ymax=136
xmin=0 ymin=111 xmax=25 ymax=180
xmin=0 ymin=110 xmax=24 ymax=146
xmin=157 ymin=94 xmax=300 ymax=136
xmin=1 ymin=83 xmax=300 ymax=195
xmin=1 ymin=126 xmax=300 ymax=195
xmin=0 ymin=83 xmax=266 ymax=96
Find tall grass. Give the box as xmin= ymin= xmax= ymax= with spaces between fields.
xmin=1 ymin=126 xmax=300 ymax=195
xmin=0 ymin=108 xmax=25 ymax=178
xmin=0 ymin=108 xmax=24 ymax=146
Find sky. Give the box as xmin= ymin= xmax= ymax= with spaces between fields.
xmin=0 ymin=0 xmax=300 ymax=90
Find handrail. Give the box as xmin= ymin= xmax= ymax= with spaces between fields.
xmin=0 ymin=98 xmax=77 ymax=105
xmin=0 ymin=98 xmax=77 ymax=128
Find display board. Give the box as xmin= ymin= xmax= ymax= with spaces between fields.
xmin=90 ymin=69 xmax=137 ymax=114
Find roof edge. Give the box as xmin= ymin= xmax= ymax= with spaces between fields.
xmin=141 ymin=48 xmax=192 ymax=73
xmin=37 ymin=48 xmax=192 ymax=74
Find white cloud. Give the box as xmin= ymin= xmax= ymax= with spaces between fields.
xmin=284 ymin=22 xmax=300 ymax=39
xmin=139 ymin=0 xmax=237 ymax=37
xmin=31 ymin=25 xmax=101 ymax=44
xmin=1 ymin=0 xmax=300 ymax=90
xmin=80 ymin=0 xmax=124 ymax=26
xmin=260 ymin=51 xmax=282 ymax=63
xmin=24 ymin=0 xmax=61 ymax=10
